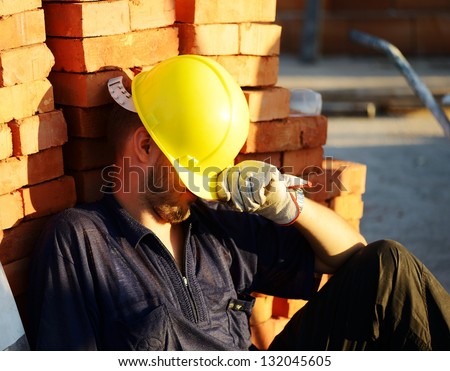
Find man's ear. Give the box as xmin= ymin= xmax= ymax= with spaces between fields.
xmin=132 ymin=126 xmax=152 ymax=162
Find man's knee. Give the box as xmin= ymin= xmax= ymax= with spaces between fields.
xmin=366 ymin=238 xmax=407 ymax=254
xmin=359 ymin=239 xmax=427 ymax=299
xmin=342 ymin=239 xmax=422 ymax=287
xmin=362 ymin=239 xmax=413 ymax=269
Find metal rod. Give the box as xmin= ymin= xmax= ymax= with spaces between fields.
xmin=300 ymin=0 xmax=323 ymax=63
xmin=349 ymin=29 xmax=450 ymax=138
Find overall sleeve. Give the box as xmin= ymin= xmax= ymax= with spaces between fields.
xmin=197 ymin=201 xmax=319 ymax=300
xmin=251 ymin=220 xmax=319 ymax=299
xmin=27 ymin=211 xmax=99 ymax=350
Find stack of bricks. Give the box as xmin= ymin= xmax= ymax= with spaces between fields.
xmin=307 ymin=158 xmax=367 ymax=232
xmin=0 ymin=0 xmax=76 ymax=319
xmin=177 ymin=0 xmax=280 ymax=88
xmin=43 ymin=0 xmax=179 ymax=203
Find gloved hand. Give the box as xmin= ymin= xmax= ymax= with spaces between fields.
xmin=216 ymin=160 xmax=309 ymax=225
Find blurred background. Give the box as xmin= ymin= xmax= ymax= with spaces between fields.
xmin=275 ymin=0 xmax=450 ymax=291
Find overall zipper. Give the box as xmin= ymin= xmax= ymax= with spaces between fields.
xmin=181 ymin=275 xmax=199 ymax=323
xmin=154 ymin=224 xmax=200 ymax=323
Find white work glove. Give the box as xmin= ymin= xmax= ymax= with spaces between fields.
xmin=216 ymin=160 xmax=309 ymax=225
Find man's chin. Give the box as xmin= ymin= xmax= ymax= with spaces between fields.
xmin=170 ymin=209 xmax=191 ymax=224
xmin=156 ymin=205 xmax=191 ymax=224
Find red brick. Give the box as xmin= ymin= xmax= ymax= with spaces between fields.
xmin=322 ymin=158 xmax=367 ymax=195
xmin=211 ymin=55 xmax=279 ymax=87
xmin=178 ymin=22 xmax=281 ymax=57
xmin=0 ymin=217 xmax=49 ymax=265
xmin=130 ymin=0 xmax=176 ymax=30
xmin=44 ymin=1 xmax=130 ymax=38
xmin=0 ymin=79 xmax=54 ymax=123
xmin=288 ymin=114 xmax=328 ymax=148
xmin=243 ymin=87 xmax=290 ymax=122
xmin=27 ymin=147 xmax=65 ymax=186
xmin=178 ymin=23 xmax=239 ymax=55
xmin=303 ymin=172 xmax=329 ymax=203
xmin=47 ymin=27 xmax=179 ymax=73
xmin=62 ymin=105 xmax=111 ymax=138
xmin=67 ymin=168 xmax=105 ymax=204
xmin=176 ymin=0 xmax=277 ymax=24
xmin=242 ymin=114 xmax=327 ymax=154
xmin=2 ymin=257 xmax=29 ymax=297
xmin=0 ymin=124 xmax=13 ymax=160
xmin=0 ymin=192 xmax=23 ymax=229
xmin=242 ymin=119 xmax=301 ymax=154
xmin=329 ymin=194 xmax=364 ymax=220
xmin=304 ymin=159 xmax=367 ymax=203
xmin=0 ymin=157 xmax=27 ymax=195
xmin=250 ymin=294 xmax=274 ymax=326
xmin=49 ymin=70 xmax=130 ymax=108
xmin=0 ymin=147 xmax=63 ymax=194
xmin=0 ymin=0 xmax=41 ymax=16
xmin=63 ymin=138 xmax=113 ymax=171
xmin=239 ymin=23 xmax=282 ymax=56
xmin=0 ymin=43 xmax=54 ymax=87
xmin=8 ymin=110 xmax=68 ymax=156
xmin=0 ymin=148 xmax=65 ymax=195
xmin=0 ymin=9 xmax=46 ymax=50
xmin=21 ymin=176 xmax=76 ymax=220
xmin=272 ymin=297 xmax=307 ymax=318
xmin=282 ymin=147 xmax=324 ymax=176
xmin=235 ymin=152 xmax=282 ymax=169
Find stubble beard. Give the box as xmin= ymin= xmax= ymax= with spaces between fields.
xmin=144 ymin=169 xmax=192 ymax=224
xmin=152 ymin=202 xmax=191 ymax=224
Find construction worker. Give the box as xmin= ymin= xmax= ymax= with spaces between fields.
xmin=28 ymin=55 xmax=450 ymax=350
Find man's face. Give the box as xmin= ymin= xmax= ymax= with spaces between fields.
xmin=143 ymin=145 xmax=197 ymax=224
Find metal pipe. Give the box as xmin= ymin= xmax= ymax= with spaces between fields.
xmin=349 ymin=29 xmax=450 ymax=138
xmin=300 ymin=0 xmax=323 ymax=63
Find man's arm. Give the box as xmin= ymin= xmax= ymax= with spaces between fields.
xmin=28 ymin=213 xmax=98 ymax=350
xmin=294 ymin=197 xmax=367 ymax=274
xmin=217 ymin=160 xmax=368 ymax=274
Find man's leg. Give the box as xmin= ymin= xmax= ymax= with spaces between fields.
xmin=269 ymin=240 xmax=450 ymax=350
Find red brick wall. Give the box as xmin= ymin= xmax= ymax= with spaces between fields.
xmin=0 ymin=1 xmax=76 ymax=323
xmin=277 ymin=0 xmax=450 ymax=56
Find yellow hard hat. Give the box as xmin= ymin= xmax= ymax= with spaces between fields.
xmin=131 ymin=55 xmax=249 ymax=200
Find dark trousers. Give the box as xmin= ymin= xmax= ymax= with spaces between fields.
xmin=269 ymin=240 xmax=450 ymax=350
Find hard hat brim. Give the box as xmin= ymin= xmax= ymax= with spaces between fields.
xmin=173 ymin=160 xmax=222 ymax=201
